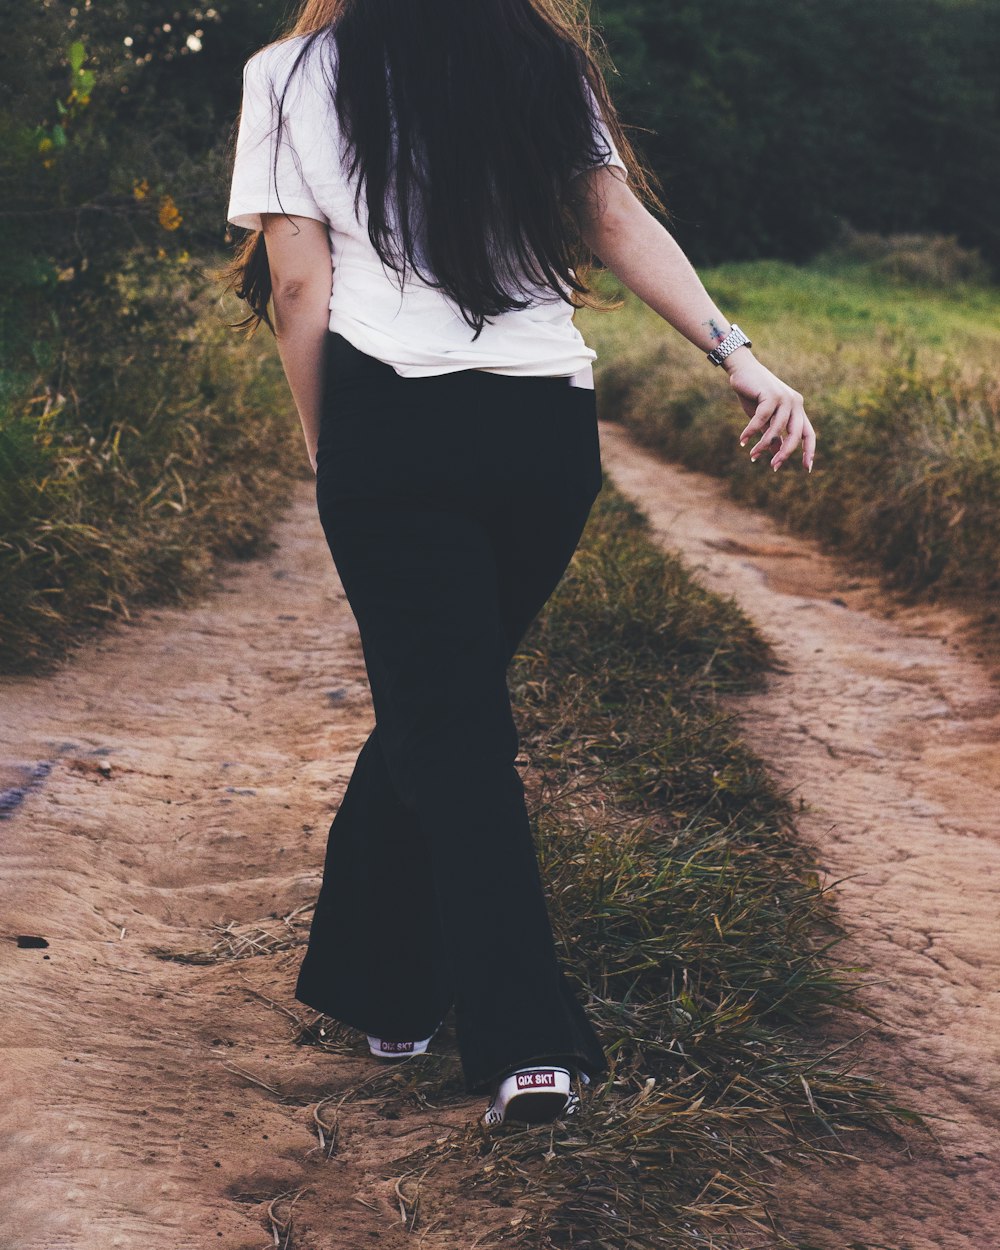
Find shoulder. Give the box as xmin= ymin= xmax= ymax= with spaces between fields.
xmin=243 ymin=32 xmax=334 ymax=95
xmin=243 ymin=35 xmax=304 ymax=89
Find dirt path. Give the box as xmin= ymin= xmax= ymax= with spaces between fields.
xmin=2 ymin=423 xmax=998 ymax=1249
xmin=599 ymin=421 xmax=1000 ymax=1249
xmin=0 ymin=493 xmax=493 ymax=1250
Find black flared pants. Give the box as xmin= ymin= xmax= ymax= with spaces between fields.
xmin=294 ymin=331 xmax=609 ymax=1096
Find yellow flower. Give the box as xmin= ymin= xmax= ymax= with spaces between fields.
xmin=133 ymin=177 xmax=150 ymax=200
xmin=38 ymin=136 xmax=54 ymax=153
xmin=158 ymin=194 xmax=183 ymax=231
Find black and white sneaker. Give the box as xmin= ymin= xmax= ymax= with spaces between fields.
xmin=481 ymin=1064 xmax=579 ymax=1128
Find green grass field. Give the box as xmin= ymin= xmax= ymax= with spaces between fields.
xmin=585 ymin=242 xmax=1000 ymax=382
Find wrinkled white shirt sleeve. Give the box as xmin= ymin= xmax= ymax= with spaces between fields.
xmin=571 ymin=79 xmax=629 ymax=181
xmin=227 ymin=48 xmax=330 ymax=232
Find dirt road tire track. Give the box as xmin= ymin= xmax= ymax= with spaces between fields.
xmin=599 ymin=419 xmax=1000 ymax=1250
xmin=0 ymin=492 xmax=497 ymax=1249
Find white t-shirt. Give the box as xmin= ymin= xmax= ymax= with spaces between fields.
xmin=226 ymin=34 xmax=628 ymax=381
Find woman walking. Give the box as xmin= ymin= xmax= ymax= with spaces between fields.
xmin=223 ymin=0 xmax=816 ymax=1129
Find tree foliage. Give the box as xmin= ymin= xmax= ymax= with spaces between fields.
xmin=594 ymin=0 xmax=1000 ymax=270
xmin=0 ymin=3 xmax=298 ymax=669
xmin=0 ymin=2 xmax=286 ymax=395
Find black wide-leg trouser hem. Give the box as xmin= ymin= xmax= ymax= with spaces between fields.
xmin=294 ymin=331 xmax=609 ymax=1098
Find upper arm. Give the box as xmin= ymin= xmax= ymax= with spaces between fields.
xmin=261 ymin=213 xmax=333 ymax=294
xmin=226 ymin=45 xmax=331 ymax=235
xmin=571 ymin=163 xmax=642 ymax=255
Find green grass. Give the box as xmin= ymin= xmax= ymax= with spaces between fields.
xmin=579 ymin=244 xmax=1000 ymax=602
xmin=708 ymin=258 xmax=1000 ymax=362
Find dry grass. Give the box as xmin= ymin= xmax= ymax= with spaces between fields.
xmin=824 ymin=224 xmax=994 ymax=287
xmin=151 ymin=903 xmax=314 ymax=965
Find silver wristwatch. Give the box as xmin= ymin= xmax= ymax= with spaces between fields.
xmin=707 ymin=323 xmax=752 ymax=367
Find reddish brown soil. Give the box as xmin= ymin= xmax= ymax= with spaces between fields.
xmin=0 ymin=492 xmax=512 ymax=1250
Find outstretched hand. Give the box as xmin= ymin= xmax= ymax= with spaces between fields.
xmin=726 ymin=355 xmax=817 ymax=473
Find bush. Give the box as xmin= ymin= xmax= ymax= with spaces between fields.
xmin=0 ymin=7 xmax=305 ymax=672
xmin=823 ymin=224 xmax=993 ymax=287
xmin=0 ymin=262 xmax=300 ymax=673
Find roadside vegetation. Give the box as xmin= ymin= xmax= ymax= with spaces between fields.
xmin=0 ymin=268 xmax=300 ymax=673
xmin=0 ymin=10 xmax=301 ymax=673
xmin=580 ymin=233 xmax=1000 ymax=603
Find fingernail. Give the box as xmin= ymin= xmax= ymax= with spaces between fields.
xmin=739 ymin=438 xmax=747 ymax=446
xmin=772 ymin=463 xmax=779 ymax=472
xmin=808 ymin=462 xmax=813 ymax=473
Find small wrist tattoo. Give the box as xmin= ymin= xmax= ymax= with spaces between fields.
xmin=703 ymin=317 xmax=728 ymax=346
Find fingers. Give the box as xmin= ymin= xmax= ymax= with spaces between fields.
xmin=769 ymin=406 xmax=805 ymax=471
xmin=801 ymin=418 xmax=817 ymax=473
xmin=734 ymin=374 xmax=817 ymax=474
xmin=739 ymin=397 xmax=778 ymax=448
xmin=748 ymin=400 xmax=793 ymax=463
xmin=749 ymin=398 xmax=817 ymax=474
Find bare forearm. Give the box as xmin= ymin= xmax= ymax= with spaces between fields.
xmin=581 ymin=175 xmax=752 ymax=370
xmin=271 ymin=281 xmax=330 ymax=461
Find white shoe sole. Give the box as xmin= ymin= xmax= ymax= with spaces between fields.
xmin=482 ymin=1065 xmax=577 ymax=1128
xmin=367 ymin=1021 xmax=442 ymax=1060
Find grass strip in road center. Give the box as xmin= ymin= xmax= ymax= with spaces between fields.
xmin=387 ymin=480 xmax=920 ymax=1248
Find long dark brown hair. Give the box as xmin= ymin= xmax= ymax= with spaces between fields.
xmin=218 ymin=0 xmax=665 ymax=337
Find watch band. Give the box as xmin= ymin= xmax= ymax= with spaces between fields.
xmin=707 ymin=323 xmax=752 ymax=366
